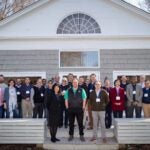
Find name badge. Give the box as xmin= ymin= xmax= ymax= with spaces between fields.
xmin=124 ymin=91 xmax=126 ymax=95
xmin=26 ymin=91 xmax=30 ymax=94
xmin=63 ymin=90 xmax=66 ymax=94
xmin=116 ymin=96 xmax=120 ymax=101
xmin=107 ymin=92 xmax=109 ymax=96
xmin=144 ymin=93 xmax=148 ymax=97
xmin=96 ymin=98 xmax=100 ymax=102
xmin=17 ymin=91 xmax=20 ymax=95
xmin=11 ymin=91 xmax=14 ymax=94
xmin=90 ymin=90 xmax=93 ymax=93
xmin=133 ymin=91 xmax=136 ymax=94
xmin=41 ymin=93 xmax=44 ymax=97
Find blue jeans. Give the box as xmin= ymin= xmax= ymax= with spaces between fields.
xmin=6 ymin=109 xmax=19 ymax=118
xmin=113 ymin=111 xmax=123 ymax=118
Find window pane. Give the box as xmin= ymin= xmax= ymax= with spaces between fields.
xmin=57 ymin=13 xmax=101 ymax=34
xmin=60 ymin=51 xmax=99 ymax=67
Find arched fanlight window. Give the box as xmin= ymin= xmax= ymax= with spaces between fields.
xmin=57 ymin=13 xmax=101 ymax=34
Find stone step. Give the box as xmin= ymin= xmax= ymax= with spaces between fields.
xmin=43 ymin=137 xmax=119 ymax=150
xmin=44 ymin=126 xmax=118 ymax=150
xmin=46 ymin=127 xmax=115 ymax=138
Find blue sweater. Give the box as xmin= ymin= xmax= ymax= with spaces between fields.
xmin=142 ymin=88 xmax=150 ymax=104
xmin=21 ymin=84 xmax=32 ymax=99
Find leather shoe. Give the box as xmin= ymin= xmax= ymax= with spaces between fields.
xmin=68 ymin=135 xmax=74 ymax=141
xmin=102 ymin=138 xmax=107 ymax=143
xmin=51 ymin=138 xmax=56 ymax=143
xmin=80 ymin=135 xmax=85 ymax=142
xmin=87 ymin=127 xmax=93 ymax=130
xmin=55 ymin=138 xmax=60 ymax=141
xmin=90 ymin=137 xmax=96 ymax=141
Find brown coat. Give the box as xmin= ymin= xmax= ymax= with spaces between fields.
xmin=89 ymin=89 xmax=109 ymax=111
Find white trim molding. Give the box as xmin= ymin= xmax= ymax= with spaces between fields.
xmin=0 ymin=35 xmax=150 ymax=50
xmin=0 ymin=35 xmax=150 ymax=40
xmin=0 ymin=71 xmax=46 ymax=79
xmin=113 ymin=70 xmax=150 ymax=81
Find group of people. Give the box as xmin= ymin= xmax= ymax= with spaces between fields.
xmin=0 ymin=73 xmax=150 ymax=143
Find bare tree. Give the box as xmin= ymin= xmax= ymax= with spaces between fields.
xmin=0 ymin=0 xmax=12 ymax=20
xmin=145 ymin=0 xmax=150 ymax=12
xmin=0 ymin=0 xmax=38 ymax=21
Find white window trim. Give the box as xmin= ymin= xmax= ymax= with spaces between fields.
xmin=59 ymin=71 xmax=100 ymax=82
xmin=113 ymin=70 xmax=150 ymax=82
xmin=0 ymin=71 xmax=46 ymax=79
xmin=59 ymin=49 xmax=100 ymax=68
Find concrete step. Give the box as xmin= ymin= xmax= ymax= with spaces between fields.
xmin=46 ymin=126 xmax=115 ymax=138
xmin=43 ymin=137 xmax=119 ymax=150
xmin=44 ymin=126 xmax=118 ymax=150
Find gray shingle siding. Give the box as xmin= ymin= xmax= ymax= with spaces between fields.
xmin=0 ymin=50 xmax=59 ymax=79
xmin=100 ymin=49 xmax=150 ymax=82
xmin=0 ymin=49 xmax=150 ymax=82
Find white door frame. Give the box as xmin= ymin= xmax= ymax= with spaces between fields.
xmin=0 ymin=71 xmax=46 ymax=79
xmin=59 ymin=71 xmax=100 ymax=81
xmin=113 ymin=70 xmax=150 ymax=82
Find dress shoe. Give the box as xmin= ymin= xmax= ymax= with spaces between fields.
xmin=51 ymin=138 xmax=56 ymax=143
xmin=55 ymin=138 xmax=60 ymax=141
xmin=87 ymin=127 xmax=93 ymax=130
xmin=68 ymin=135 xmax=74 ymax=141
xmin=80 ymin=135 xmax=85 ymax=142
xmin=90 ymin=137 xmax=96 ymax=141
xmin=102 ymin=138 xmax=107 ymax=143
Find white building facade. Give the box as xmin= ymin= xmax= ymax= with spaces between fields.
xmin=0 ymin=0 xmax=150 ymax=83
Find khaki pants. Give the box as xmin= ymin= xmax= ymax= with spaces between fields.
xmin=142 ymin=103 xmax=150 ymax=118
xmin=92 ymin=111 xmax=106 ymax=138
xmin=22 ymin=99 xmax=33 ymax=118
xmin=88 ymin=102 xmax=93 ymax=128
xmin=83 ymin=104 xmax=88 ymax=126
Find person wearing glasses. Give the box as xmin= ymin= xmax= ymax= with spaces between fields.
xmin=89 ymin=81 xmax=109 ymax=143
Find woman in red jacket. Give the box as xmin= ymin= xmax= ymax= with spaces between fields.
xmin=109 ymin=79 xmax=125 ymax=118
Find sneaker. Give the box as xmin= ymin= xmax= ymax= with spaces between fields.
xmin=68 ymin=135 xmax=74 ymax=141
xmin=80 ymin=135 xmax=85 ymax=142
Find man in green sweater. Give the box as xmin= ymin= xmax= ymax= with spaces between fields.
xmin=64 ymin=78 xmax=87 ymax=142
xmin=89 ymin=81 xmax=109 ymax=143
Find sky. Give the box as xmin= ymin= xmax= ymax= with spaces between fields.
xmin=124 ymin=0 xmax=149 ymax=12
xmin=125 ymin=0 xmax=140 ymax=6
